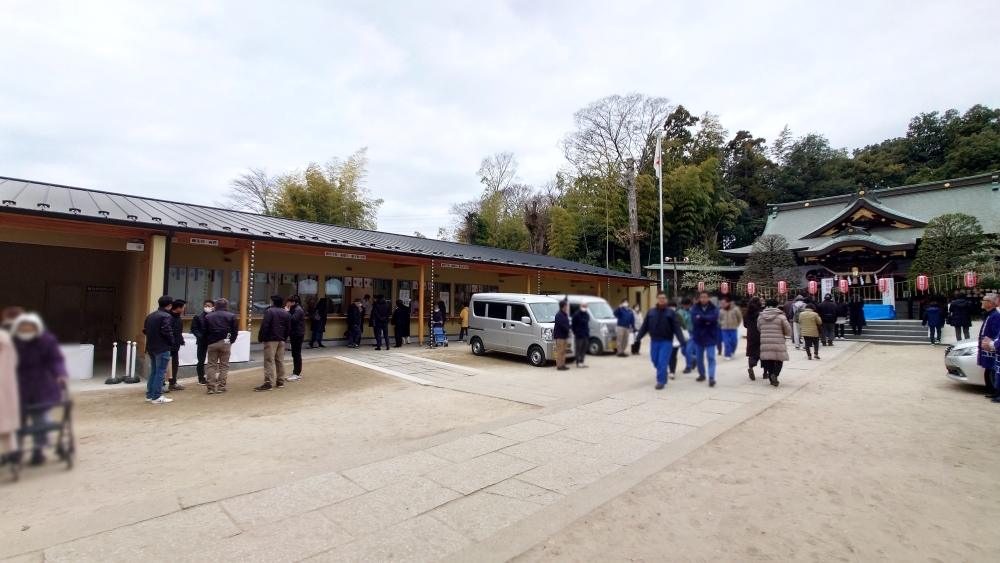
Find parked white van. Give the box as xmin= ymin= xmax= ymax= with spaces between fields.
xmin=467 ymin=293 xmax=561 ymax=367
xmin=555 ymin=295 xmax=619 ymax=355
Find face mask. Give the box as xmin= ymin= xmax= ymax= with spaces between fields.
xmin=204 ymin=307 xmax=214 ymax=314
xmin=16 ymin=331 xmax=38 ymax=341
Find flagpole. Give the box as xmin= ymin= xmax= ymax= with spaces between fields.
xmin=657 ymin=130 xmax=665 ymax=292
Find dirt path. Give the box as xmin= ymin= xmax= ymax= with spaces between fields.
xmin=514 ymin=344 xmax=1000 ymax=562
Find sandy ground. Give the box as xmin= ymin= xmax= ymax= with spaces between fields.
xmin=0 ymin=358 xmax=533 ymax=536
xmin=514 ymin=344 xmax=1000 ymax=563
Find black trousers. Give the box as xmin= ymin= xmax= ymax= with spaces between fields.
xmin=851 ymin=324 xmax=863 ymax=335
xmin=835 ymin=324 xmax=846 ymax=338
xmin=170 ymin=350 xmax=180 ymax=384
xmin=803 ymin=336 xmax=820 ymax=355
xmin=289 ymin=335 xmax=303 ymax=375
xmin=669 ymin=346 xmax=678 ymax=374
xmin=761 ymin=360 xmax=784 ymax=377
xmin=196 ymin=343 xmax=208 ymax=378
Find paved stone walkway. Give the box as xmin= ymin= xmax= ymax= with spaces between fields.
xmin=7 ymin=342 xmax=862 ymax=563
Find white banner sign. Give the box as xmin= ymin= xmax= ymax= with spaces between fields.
xmin=821 ymin=278 xmax=834 ymax=298
xmin=398 ymin=289 xmax=410 ymax=306
xmin=440 ymin=262 xmax=469 ymax=270
xmin=190 ymin=237 xmax=219 ymax=246
xmin=325 ymin=251 xmax=366 ymax=260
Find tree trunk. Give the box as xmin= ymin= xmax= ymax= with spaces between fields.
xmin=625 ymin=158 xmax=641 ymax=276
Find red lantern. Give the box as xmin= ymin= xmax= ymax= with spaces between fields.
xmin=808 ymin=280 xmax=818 ymax=295
xmin=777 ymin=280 xmax=787 ymax=294
xmin=720 ymin=282 xmax=729 ymax=294
xmin=878 ymin=277 xmax=889 ymax=293
xmin=916 ymin=275 xmax=928 ymax=292
xmin=697 ymin=281 xmax=705 ymax=292
xmin=965 ymin=271 xmax=977 ymax=288
xmin=839 ymin=279 xmax=849 ymax=294
xmin=746 ymin=282 xmax=756 ymax=295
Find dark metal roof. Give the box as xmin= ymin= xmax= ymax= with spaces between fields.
xmin=0 ymin=176 xmax=649 ymax=282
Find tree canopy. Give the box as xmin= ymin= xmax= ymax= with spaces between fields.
xmin=908 ymin=213 xmax=987 ymax=280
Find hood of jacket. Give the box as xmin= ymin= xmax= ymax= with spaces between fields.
xmin=759 ymin=307 xmax=785 ymax=322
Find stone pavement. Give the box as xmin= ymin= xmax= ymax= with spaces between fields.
xmin=9 ymin=341 xmax=863 ymax=563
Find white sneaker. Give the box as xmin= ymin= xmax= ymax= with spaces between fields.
xmin=162 ymin=384 xmax=170 ymax=394
xmin=150 ymin=396 xmax=173 ymax=404
xmin=144 ymin=398 xmax=153 ymax=403
xmin=286 ymin=374 xmax=302 ymax=381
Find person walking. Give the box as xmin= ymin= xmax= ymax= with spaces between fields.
xmin=0 ymin=326 xmax=17 ymax=466
xmin=458 ymin=302 xmax=469 ymax=342
xmin=143 ymin=296 xmax=176 ymax=404
xmin=372 ymin=295 xmax=392 ymax=350
xmin=554 ymin=300 xmax=571 ymax=371
xmin=922 ymin=300 xmax=945 ymax=345
xmin=798 ymin=303 xmax=823 ymax=360
xmin=835 ymin=297 xmax=849 ymax=340
xmin=744 ymin=297 xmax=762 ymax=381
xmin=191 ymin=299 xmax=213 ymax=385
xmin=678 ymin=298 xmax=695 ymax=373
xmin=255 ymin=295 xmax=291 ymax=392
xmin=667 ymin=300 xmax=683 ymax=378
xmin=165 ymin=300 xmax=187 ymax=392
xmin=691 ymin=291 xmax=720 ymax=386
xmin=203 ymin=298 xmax=238 ymax=394
xmin=392 ymin=299 xmax=410 ymax=348
xmin=848 ymin=294 xmax=866 ymax=335
xmin=613 ymin=298 xmax=635 ymax=357
xmin=790 ymin=295 xmax=807 ymax=348
xmin=10 ymin=314 xmax=68 ymax=465
xmin=286 ymin=295 xmax=306 ymax=380
xmin=978 ymin=293 xmax=1000 ymax=400
xmin=631 ymin=303 xmax=644 ymax=355
xmin=309 ymin=297 xmax=328 ymax=348
xmin=635 ymin=291 xmax=686 ymax=390
xmin=571 ymin=302 xmax=590 ymax=368
xmin=718 ymin=296 xmax=742 ymax=360
xmin=363 ymin=294 xmax=375 ymax=347
xmin=817 ymin=294 xmax=838 ymax=346
xmin=758 ymin=299 xmax=792 ymax=387
xmin=949 ymin=292 xmax=974 ymax=341
xmin=347 ymin=298 xmax=363 ymax=348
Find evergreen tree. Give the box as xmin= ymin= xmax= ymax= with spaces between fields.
xmin=680 ymin=246 xmax=724 ymax=290
xmin=908 ymin=213 xmax=987 ymax=280
xmin=739 ymin=234 xmax=801 ymax=288
xmin=546 ymin=206 xmax=578 ymax=259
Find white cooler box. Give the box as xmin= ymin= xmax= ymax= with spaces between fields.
xmin=60 ymin=343 xmax=95 ymax=380
xmin=178 ymin=331 xmax=251 ymax=366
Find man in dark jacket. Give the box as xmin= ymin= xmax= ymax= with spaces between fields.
xmin=285 ymin=295 xmax=307 ymax=381
xmin=554 ymin=300 xmax=571 ymax=371
xmin=949 ymin=293 xmax=974 ymax=341
xmin=691 ymin=292 xmax=720 ymax=386
xmin=372 ymin=295 xmax=393 ymax=351
xmin=636 ymin=291 xmax=686 ymax=390
xmin=166 ymin=300 xmax=187 ymax=392
xmin=191 ymin=299 xmax=213 ymax=385
xmin=143 ymin=295 xmax=176 ymax=403
xmin=347 ymin=298 xmax=363 ymax=348
xmin=613 ymin=299 xmax=635 ymax=357
xmin=571 ymin=302 xmax=591 ymax=368
xmin=204 ymin=298 xmax=238 ymax=394
xmin=255 ymin=295 xmax=291 ymax=392
xmin=817 ymin=294 xmax=838 ymax=346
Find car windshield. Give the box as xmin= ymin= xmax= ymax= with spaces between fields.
xmin=529 ymin=302 xmax=559 ymax=323
xmin=586 ymin=301 xmax=615 ymax=319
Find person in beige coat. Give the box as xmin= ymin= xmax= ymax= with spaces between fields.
xmin=0 ymin=328 xmax=19 ymax=463
xmin=798 ymin=304 xmax=824 ymax=360
xmin=757 ymin=299 xmax=791 ymax=387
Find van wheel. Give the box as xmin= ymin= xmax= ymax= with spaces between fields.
xmin=528 ymin=345 xmax=545 ymax=367
xmin=471 ymin=338 xmax=485 ymax=356
xmin=588 ymin=338 xmax=604 ymax=356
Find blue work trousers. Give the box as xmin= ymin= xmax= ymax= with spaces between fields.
xmin=649 ymin=339 xmax=672 ymax=386
xmin=694 ymin=343 xmax=716 ymax=380
xmin=375 ymin=322 xmax=390 ymax=348
xmin=721 ymin=329 xmax=738 ymax=358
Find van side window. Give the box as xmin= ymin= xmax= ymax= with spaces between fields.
xmin=487 ymin=303 xmax=508 ymax=320
xmin=569 ymin=304 xmax=580 ymax=315
xmin=473 ymin=301 xmax=486 ymax=317
xmin=511 ymin=304 xmax=529 ymax=322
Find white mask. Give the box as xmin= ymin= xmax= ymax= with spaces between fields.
xmin=15 ymin=331 xmax=38 ymax=341
xmin=204 ymin=307 xmax=214 ymax=314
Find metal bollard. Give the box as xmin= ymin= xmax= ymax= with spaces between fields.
xmin=123 ymin=341 xmax=140 ymax=384
xmin=105 ymin=342 xmax=122 ymax=384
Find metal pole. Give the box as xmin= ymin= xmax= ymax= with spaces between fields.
xmin=658 ymin=130 xmax=665 ymax=291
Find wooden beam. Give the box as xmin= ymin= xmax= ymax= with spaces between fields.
xmin=418 ymin=264 xmax=425 ymax=345
xmin=0 ymin=211 xmax=156 ymax=240
xmin=394 ymin=263 xmax=416 ymax=269
xmin=239 ymin=249 xmax=250 ymax=331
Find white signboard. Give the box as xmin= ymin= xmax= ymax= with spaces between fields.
xmin=821 ymin=278 xmax=834 ymax=298
xmin=125 ymin=241 xmax=145 ymax=251
xmin=325 ymin=251 xmax=366 ymax=260
xmin=353 ymin=277 xmax=364 ymax=288
xmin=190 ymin=237 xmax=219 ymax=246
xmin=363 ymin=278 xmax=373 ymax=288
xmin=398 ymin=289 xmax=410 ymax=306
xmin=440 ymin=262 xmax=469 ymax=270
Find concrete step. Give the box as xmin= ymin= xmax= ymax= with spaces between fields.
xmin=853 ymin=328 xmax=929 ymax=337
xmin=842 ymin=333 xmax=932 ymax=344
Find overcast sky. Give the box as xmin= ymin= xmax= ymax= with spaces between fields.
xmin=1 ymin=1 xmax=997 ymax=236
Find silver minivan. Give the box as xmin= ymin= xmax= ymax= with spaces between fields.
xmin=559 ymin=295 xmax=619 ymax=355
xmin=467 ymin=293 xmax=561 ymax=367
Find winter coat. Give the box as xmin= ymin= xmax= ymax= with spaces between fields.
xmin=347 ymin=303 xmax=362 ymax=328
xmin=719 ymin=305 xmax=743 ymax=330
xmin=848 ymin=300 xmax=867 ymax=327
xmin=372 ymin=299 xmax=393 ymax=325
xmin=818 ymin=300 xmax=838 ymax=324
xmin=288 ymin=304 xmax=307 ymax=337
xmin=635 ymin=305 xmax=686 ymax=345
xmin=431 ymin=310 xmax=445 ymax=326
xmin=571 ymin=310 xmax=590 ymax=338
xmin=0 ymin=330 xmax=19 ymax=438
xmin=978 ymin=309 xmax=1000 ymax=370
xmin=204 ymin=309 xmax=239 ymax=345
xmin=554 ymin=310 xmax=570 ymax=340
xmin=782 ymin=300 xmax=796 ymax=321
xmin=310 ymin=298 xmax=329 ymax=333
xmin=143 ymin=307 xmax=176 ymax=355
xmin=459 ymin=307 xmax=469 ymax=328
xmin=14 ymin=331 xmax=67 ymax=405
xmin=258 ymin=306 xmax=291 ymax=342
xmin=757 ymin=307 xmax=791 ymax=362
xmin=614 ymin=306 xmax=636 ymax=329
xmin=798 ymin=310 xmax=823 ymax=338
xmin=922 ymin=306 xmax=945 ymax=328
xmin=743 ymin=309 xmax=761 ymax=359
xmin=392 ymin=305 xmax=410 ymax=337
xmin=948 ymin=298 xmax=973 ymax=328
xmin=836 ymin=301 xmax=849 ymax=320
xmin=191 ymin=311 xmax=209 ymax=346
xmin=677 ymin=308 xmax=694 ymax=332
xmin=691 ymin=303 xmax=720 ymax=346
xmin=633 ymin=309 xmax=644 ymax=331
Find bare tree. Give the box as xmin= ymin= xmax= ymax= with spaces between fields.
xmin=478 ymin=151 xmax=519 ymax=195
xmin=219 ymin=167 xmax=278 ymax=214
xmin=560 ymin=93 xmax=674 ymax=275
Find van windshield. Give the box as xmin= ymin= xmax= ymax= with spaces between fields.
xmin=587 ymin=301 xmax=615 ymax=319
xmin=529 ymin=302 xmax=559 ymax=323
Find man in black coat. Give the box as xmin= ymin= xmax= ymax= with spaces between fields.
xmin=255 ymin=295 xmax=291 ymax=392
xmin=286 ymin=295 xmax=306 ymax=381
xmin=347 ymin=298 xmax=363 ymax=348
xmin=166 ymin=300 xmax=187 ymax=392
xmin=142 ymin=295 xmax=176 ymax=403
xmin=190 ymin=299 xmax=214 ymax=385
xmin=571 ymin=303 xmax=591 ymax=368
xmin=636 ymin=291 xmax=686 ymax=390
xmin=372 ymin=295 xmax=393 ymax=350
xmin=204 ymin=298 xmax=238 ymax=394
xmin=554 ymin=300 xmax=571 ymax=371
xmin=949 ymin=292 xmax=974 ymax=341
xmin=817 ymin=294 xmax=838 ymax=346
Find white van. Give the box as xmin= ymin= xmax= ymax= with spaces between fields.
xmin=558 ymin=295 xmax=619 ymax=355
xmin=467 ymin=293 xmax=561 ymax=367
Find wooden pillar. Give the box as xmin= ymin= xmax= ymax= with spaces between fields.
xmin=418 ymin=264 xmax=425 ymax=344
xmin=597 ymin=282 xmax=602 ymax=299
xmin=239 ymin=248 xmax=250 ymax=331
xmin=146 ymin=234 xmax=167 ymax=314
xmin=526 ymin=275 xmax=531 ymax=294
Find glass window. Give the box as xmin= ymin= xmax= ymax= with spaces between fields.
xmin=167 ymin=267 xmax=187 ymax=305
xmin=374 ymin=278 xmax=393 ymax=303
xmin=324 ymin=276 xmax=344 ymax=315
xmin=529 ymin=302 xmax=559 ymax=323
xmin=511 ymin=304 xmax=529 ymax=323
xmin=252 ymin=272 xmax=276 ymax=314
xmin=587 ymin=300 xmax=615 ymax=319
xmin=185 ymin=268 xmax=223 ymax=311
xmin=277 ymin=273 xmax=297 ymax=298
xmin=454 ymin=284 xmax=471 ymax=313
xmin=487 ymin=302 xmax=508 ymax=320
xmin=229 ymin=270 xmax=242 ymax=313
xmin=473 ymin=300 xmax=486 ymax=317
xmin=298 ymin=274 xmax=319 ymax=312
xmin=433 ymin=282 xmax=451 ymax=315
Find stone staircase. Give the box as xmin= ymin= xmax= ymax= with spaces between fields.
xmin=842 ymin=319 xmax=931 ymax=345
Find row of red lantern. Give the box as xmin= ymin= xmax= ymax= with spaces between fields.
xmin=693 ymin=272 xmax=976 ymax=296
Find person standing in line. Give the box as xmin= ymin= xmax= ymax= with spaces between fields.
xmin=363 ymin=294 xmax=375 ymax=347
xmin=835 ymin=296 xmax=849 ymax=340
xmin=191 ymin=299 xmax=213 ymax=385
xmin=458 ymin=302 xmax=469 ymax=342
xmin=204 ymin=298 xmax=238 ymax=394
xmin=718 ymin=296 xmax=742 ymax=361
xmin=554 ymin=300 xmax=570 ymax=371
xmin=0 ymin=326 xmax=17 ymax=466
xmin=744 ymin=297 xmax=763 ymax=381
xmin=165 ymin=300 xmax=187 ymax=392
xmin=309 ymin=297 xmax=328 ymax=348
xmin=798 ymin=303 xmax=823 ymax=360
xmin=10 ymin=314 xmax=68 ymax=465
xmin=347 ymin=298 xmax=363 ymax=348
xmin=978 ymin=293 xmax=1000 ymax=400
xmin=392 ymin=299 xmax=410 ymax=348
xmin=678 ymin=298 xmax=695 ymax=373
xmin=372 ymin=294 xmax=392 ymax=351
xmin=848 ymin=294 xmax=866 ymax=335
xmin=949 ymin=292 xmax=974 ymax=341
xmin=817 ymin=294 xmax=838 ymax=346
xmin=758 ymin=299 xmax=791 ymax=387
xmin=635 ymin=291 xmax=686 ymax=390
xmin=631 ymin=303 xmax=644 ymax=355
xmin=790 ymin=295 xmax=807 ymax=348
xmin=571 ymin=302 xmax=590 ymax=368
xmin=285 ymin=295 xmax=306 ymax=381
xmin=922 ymin=300 xmax=945 ymax=346
xmin=255 ymin=295 xmax=291 ymax=392
xmin=143 ymin=295 xmax=176 ymax=404
xmin=613 ymin=298 xmax=635 ymax=357
xmin=691 ymin=292 xmax=720 ymax=386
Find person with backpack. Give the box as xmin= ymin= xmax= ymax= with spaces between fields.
xmin=922 ymin=300 xmax=945 ymax=345
xmin=948 ymin=292 xmax=974 ymax=341
xmin=798 ymin=303 xmax=824 ymax=360
xmin=817 ymin=294 xmax=839 ymax=346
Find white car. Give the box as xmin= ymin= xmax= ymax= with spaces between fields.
xmin=944 ymin=339 xmax=987 ymax=386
